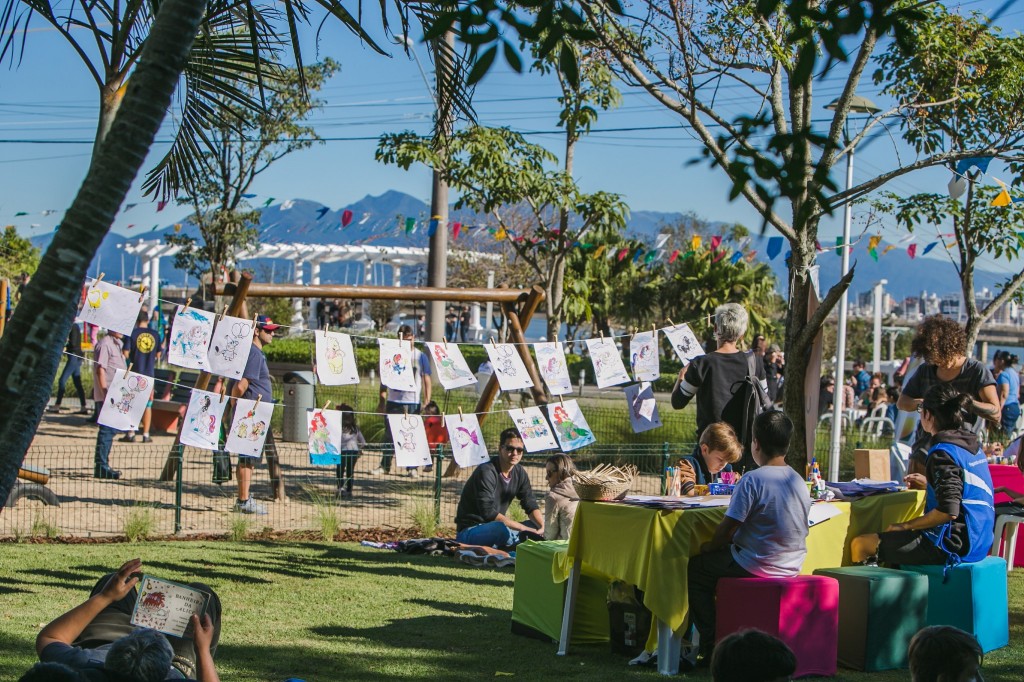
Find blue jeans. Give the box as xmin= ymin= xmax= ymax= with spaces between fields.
xmin=456 ymin=519 xmax=541 ymax=549
xmin=55 ymin=356 xmax=86 ymax=406
xmin=379 ymin=401 xmax=420 ymax=470
xmin=94 ymin=425 xmax=117 ymax=470
xmin=1002 ymin=403 xmax=1021 ymax=435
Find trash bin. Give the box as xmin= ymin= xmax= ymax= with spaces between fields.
xmin=282 ymin=371 xmax=315 ymax=442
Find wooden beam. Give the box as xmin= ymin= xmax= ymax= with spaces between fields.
xmin=159 ymin=272 xmax=253 ymax=481
xmin=219 ymin=282 xmax=530 ymax=303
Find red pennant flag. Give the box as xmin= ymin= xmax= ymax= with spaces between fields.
xmin=668 ymin=249 xmax=680 ymax=263
xmin=617 ymin=248 xmax=629 ymax=262
xmin=712 ymin=249 xmax=727 ymax=263
xmin=341 ymin=209 xmax=354 ymax=227
xmin=157 ymin=200 xmax=167 ymax=212
xmin=710 ymin=235 xmax=722 ymax=250
xmin=907 ymin=244 xmax=917 ymax=259
xmin=453 ymin=222 xmax=462 ymax=239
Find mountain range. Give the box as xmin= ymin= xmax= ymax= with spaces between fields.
xmin=30 ymin=190 xmax=1005 ymax=303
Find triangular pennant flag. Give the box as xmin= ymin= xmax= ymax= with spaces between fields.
xmin=617 ymin=248 xmax=629 ymax=261
xmin=633 ymin=248 xmax=646 ymax=263
xmin=729 ymin=251 xmax=743 ymax=264
xmin=452 ymin=222 xmax=462 ymax=239
xmin=316 ymin=207 xmax=329 ymax=220
xmin=124 ymin=203 xmax=137 ymax=211
xmin=405 ymin=217 xmax=416 ymax=233
xmin=263 ymin=197 xmax=275 ymax=207
xmin=907 ymin=244 xmax=917 ymax=259
xmin=992 ymin=189 xmax=1012 ymax=207
xmin=815 ymin=240 xmax=823 ymax=252
xmin=745 ymin=251 xmax=758 ymax=262
xmin=173 ymin=223 xmax=182 ymax=233
xmin=242 ymin=193 xmax=257 ymax=199
xmin=881 ymin=245 xmax=896 ymax=256
xmin=157 ymin=201 xmax=167 ymax=212
xmin=945 ymin=240 xmax=958 ymax=249
xmin=710 ymin=235 xmax=722 ymax=250
xmin=835 ymin=237 xmax=844 ymax=256
xmin=281 ymin=199 xmax=295 ymax=210
xmin=427 ymin=218 xmax=439 ymax=237
xmin=691 ymin=235 xmax=702 ymax=250
xmin=654 ymin=233 xmax=670 ymax=249
xmin=340 ymin=209 xmax=353 ymax=227
xmin=922 ymin=241 xmax=938 ymax=255
xmin=494 ymin=227 xmax=507 ymax=241
xmin=668 ymin=249 xmax=680 ymax=263
xmin=948 ymin=176 xmax=967 ymax=200
xmin=358 ymin=212 xmax=370 ymax=225
xmin=14 ymin=211 xmax=27 ymax=216
xmin=869 ymin=247 xmax=878 ymax=262
xmin=766 ymin=236 xmax=783 ymax=260
xmin=954 ymin=156 xmax=993 ymax=176
xmin=868 ymin=235 xmax=882 ymax=251
xmin=644 ymin=251 xmax=658 ymax=264
xmin=592 ymin=244 xmax=607 ymax=260
xmin=682 ymin=250 xmax=695 ymax=260
xmin=712 ymin=249 xmax=727 ymax=263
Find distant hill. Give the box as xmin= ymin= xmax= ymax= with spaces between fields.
xmin=30 ymin=191 xmax=1004 ymax=301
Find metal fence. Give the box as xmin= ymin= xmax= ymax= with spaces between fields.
xmin=4 ymin=443 xmax=695 ymax=539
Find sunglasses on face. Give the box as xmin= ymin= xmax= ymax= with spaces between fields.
xmin=504 ymin=446 xmax=525 ymax=454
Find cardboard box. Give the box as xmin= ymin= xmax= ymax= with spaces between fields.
xmin=854 ymin=449 xmax=890 ymax=481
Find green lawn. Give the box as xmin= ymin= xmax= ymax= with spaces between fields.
xmin=1 ymin=541 xmax=1021 ymax=681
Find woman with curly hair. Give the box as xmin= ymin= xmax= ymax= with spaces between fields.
xmin=896 ymin=316 xmax=999 ymax=442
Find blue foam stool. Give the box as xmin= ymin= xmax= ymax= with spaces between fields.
xmin=902 ymin=556 xmax=1009 ymax=653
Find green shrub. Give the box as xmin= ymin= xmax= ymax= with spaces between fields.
xmin=123 ymin=504 xmax=157 ymax=542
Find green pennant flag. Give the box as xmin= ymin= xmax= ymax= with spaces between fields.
xmin=868 ymin=247 xmax=879 ymax=262
xmin=263 ymin=197 xmax=274 ymax=207
xmin=15 ymin=211 xmax=28 ymax=216
xmin=405 ymin=217 xmax=416 ymax=233
xmin=835 ymin=236 xmax=843 ymax=256
xmin=682 ymin=250 xmax=695 ymax=260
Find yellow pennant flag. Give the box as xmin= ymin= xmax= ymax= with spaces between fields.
xmin=992 ymin=189 xmax=1012 ymax=207
xmin=868 ymin=235 xmax=882 ymax=251
xmin=592 ymin=244 xmax=607 ymax=260
xmin=690 ymin=235 xmax=702 ymax=250
xmin=945 ymin=240 xmax=958 ymax=249
xmin=881 ymin=245 xmax=896 ymax=256
xmin=494 ymin=227 xmax=507 ymax=241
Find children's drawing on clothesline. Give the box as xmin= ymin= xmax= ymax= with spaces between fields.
xmin=629 ymin=330 xmax=660 ymax=382
xmin=533 ymin=342 xmax=573 ymax=395
xmin=225 ymin=397 xmax=273 ymax=457
xmin=315 ymin=331 xmax=359 ymax=386
xmin=378 ymin=338 xmax=417 ymax=391
xmin=207 ymin=316 xmax=253 ymax=379
xmin=425 ymin=342 xmax=477 ymax=390
xmin=168 ymin=306 xmax=214 ymax=370
xmin=484 ymin=343 xmax=535 ymax=392
xmin=585 ymin=337 xmax=630 ymax=388
xmin=624 ymin=382 xmax=662 ymax=434
xmin=445 ymin=413 xmax=490 ymax=467
xmin=547 ymin=399 xmax=596 ymax=452
xmin=98 ymin=369 xmax=151 ymax=431
xmin=308 ymin=408 xmax=342 ymax=465
xmin=75 ymin=279 xmax=142 ymax=336
xmin=179 ymin=389 xmax=227 ymax=451
xmin=508 ymin=406 xmax=558 ymax=452
xmin=387 ymin=413 xmax=431 ymax=467
xmin=663 ymin=323 xmax=704 ymax=364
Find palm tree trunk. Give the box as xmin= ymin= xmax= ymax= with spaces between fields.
xmin=0 ymin=0 xmax=207 ymax=508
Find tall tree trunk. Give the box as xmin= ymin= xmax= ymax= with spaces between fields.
xmin=546 ymin=257 xmax=566 ymax=341
xmin=96 ymin=79 xmax=127 ymax=146
xmin=0 ymin=0 xmax=207 ymax=508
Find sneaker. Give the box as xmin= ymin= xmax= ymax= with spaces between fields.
xmin=94 ymin=466 xmax=121 ymax=480
xmin=118 ymin=434 xmax=136 ymax=443
xmin=233 ymin=498 xmax=267 ymax=515
xmin=77 ymin=408 xmax=92 ymax=415
xmin=141 ymin=435 xmax=153 ymax=443
xmin=47 ymin=405 xmax=63 ymax=413
xmin=407 ymin=468 xmax=419 ymax=478
xmin=370 ymin=467 xmax=385 ymax=475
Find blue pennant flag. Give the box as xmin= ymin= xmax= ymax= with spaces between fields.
xmin=954 ymin=157 xmax=993 ymax=176
xmin=766 ymin=236 xmax=783 ymax=260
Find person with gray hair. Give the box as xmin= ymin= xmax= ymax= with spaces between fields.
xmin=33 ymin=559 xmax=220 ymax=681
xmin=671 ymin=303 xmax=767 ymax=474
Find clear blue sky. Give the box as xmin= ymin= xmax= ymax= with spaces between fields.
xmin=1 ymin=0 xmax=1022 ymax=279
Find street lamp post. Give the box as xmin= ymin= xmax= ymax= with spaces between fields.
xmin=826 ymin=95 xmax=881 ymax=482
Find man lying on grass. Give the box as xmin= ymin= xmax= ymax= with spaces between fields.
xmin=24 ymin=558 xmax=220 ymax=682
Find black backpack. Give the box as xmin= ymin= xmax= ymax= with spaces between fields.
xmin=734 ymin=351 xmax=774 ymax=470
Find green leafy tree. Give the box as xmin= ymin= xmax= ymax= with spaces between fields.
xmin=0 ymin=226 xmax=40 ymax=283
xmin=577 ymin=0 xmax=1019 ymax=465
xmin=165 ymin=60 xmax=340 ymax=294
xmin=871 ymin=5 xmax=1024 ymax=349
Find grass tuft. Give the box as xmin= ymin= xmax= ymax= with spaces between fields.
xmin=408 ymin=499 xmax=438 ymax=537
xmin=227 ymin=514 xmax=251 ymax=542
xmin=122 ymin=505 xmax=155 ymax=542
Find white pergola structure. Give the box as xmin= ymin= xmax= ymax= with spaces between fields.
xmin=118 ymin=239 xmax=183 ymax=313
xmin=234 ymin=242 xmax=431 ymax=329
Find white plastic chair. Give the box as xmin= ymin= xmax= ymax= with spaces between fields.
xmin=991 ymin=515 xmax=1023 ymax=573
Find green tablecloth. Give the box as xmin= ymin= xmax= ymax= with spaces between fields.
xmin=556 ymin=491 xmax=925 ymax=638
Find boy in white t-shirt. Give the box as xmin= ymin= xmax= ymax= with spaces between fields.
xmin=687 ymin=410 xmax=811 ymax=664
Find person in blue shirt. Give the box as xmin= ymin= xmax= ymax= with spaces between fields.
xmin=994 ymin=351 xmax=1021 ymax=436
xmin=120 ymin=312 xmax=162 ymax=443
xmin=853 ymin=359 xmax=871 ymax=397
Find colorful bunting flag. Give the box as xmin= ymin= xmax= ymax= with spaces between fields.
xmin=453 ymin=222 xmax=462 ymax=239
xmin=592 ymin=244 xmax=607 ymax=260
xmin=125 ymin=204 xmax=137 ymax=211
xmin=617 ymin=248 xmax=629 ymax=262
xmin=157 ymin=201 xmax=167 ymax=212
xmin=954 ymin=156 xmax=992 ymax=176
xmin=668 ymin=249 xmax=680 ymax=263
xmin=644 ymin=251 xmax=658 ymax=264
xmin=682 ymin=250 xmax=695 ymax=260
xmin=922 ymin=242 xmax=938 ymax=255
xmin=654 ymin=233 xmax=670 ymax=250
xmin=712 ymin=249 xmax=727 ymax=264
xmin=242 ymin=193 xmax=257 ymax=199
xmin=729 ymin=251 xmax=743 ymax=264
xmin=766 ymin=236 xmax=783 ymax=260
xmin=341 ymin=209 xmax=353 ymax=227
xmin=835 ymin=237 xmax=844 ymax=256
xmin=710 ymin=235 xmax=722 ymax=250
xmin=14 ymin=211 xmax=27 ymax=216
xmin=263 ymin=198 xmax=275 ymax=207
xmin=868 ymin=247 xmax=878 ymax=262
xmin=494 ymin=227 xmax=507 ymax=241
xmin=316 ymin=207 xmax=329 ymax=220
xmin=881 ymin=245 xmax=896 ymax=256
xmin=173 ymin=224 xmax=182 ymax=233
xmin=992 ymin=189 xmax=1012 ymax=207
xmin=690 ymin=235 xmax=702 ymax=251
xmin=427 ymin=218 xmax=439 ymax=237
xmin=633 ymin=248 xmax=646 ymax=263
xmin=868 ymin=235 xmax=882 ymax=251
xmin=745 ymin=251 xmax=757 ymax=262
xmin=908 ymin=244 xmax=917 ymax=259
xmin=405 ymin=217 xmax=416 ymax=233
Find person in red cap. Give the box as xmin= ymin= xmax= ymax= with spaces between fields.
xmin=230 ymin=315 xmax=285 ymax=514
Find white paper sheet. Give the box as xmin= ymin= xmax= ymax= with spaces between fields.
xmin=445 ymin=413 xmax=491 ymax=467
xmin=225 ymin=398 xmax=273 ymax=457
xmin=425 ymin=342 xmax=477 ymax=390
xmin=98 ymin=369 xmax=152 ymax=431
xmin=179 ymin=389 xmax=227 ymax=451
xmin=75 ymin=279 xmax=143 ymax=336
xmin=534 ymin=342 xmax=573 ymax=395
xmin=585 ymin=337 xmax=630 ymax=388
xmin=308 ymin=408 xmax=343 ymax=457
xmin=629 ymin=331 xmax=660 ymax=382
xmin=663 ymin=323 xmax=705 ymax=364
xmin=379 ymin=338 xmax=417 ymax=392
xmin=508 ymin=406 xmax=558 ymax=452
xmin=315 ymin=331 xmax=359 ymax=385
xmin=207 ymin=315 xmax=254 ymax=379
xmin=624 ymin=382 xmax=663 ymax=433
xmin=388 ymin=413 xmax=432 ymax=467
xmin=808 ymin=502 xmax=843 ymax=527
xmin=167 ymin=306 xmax=214 ymax=370
xmin=546 ymin=399 xmax=596 ymax=452
xmin=484 ymin=343 xmax=535 ymax=391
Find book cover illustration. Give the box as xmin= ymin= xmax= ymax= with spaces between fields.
xmin=130 ymin=575 xmax=209 ymax=638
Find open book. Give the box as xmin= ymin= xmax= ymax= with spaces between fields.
xmin=130 ymin=575 xmax=210 ymax=638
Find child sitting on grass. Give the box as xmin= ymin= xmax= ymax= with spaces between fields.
xmin=687 ymin=410 xmax=811 ymax=665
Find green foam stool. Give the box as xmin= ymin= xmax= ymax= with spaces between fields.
xmin=813 ymin=565 xmax=928 ymax=671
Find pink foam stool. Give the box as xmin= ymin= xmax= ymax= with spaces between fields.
xmin=716 ymin=575 xmax=839 ymax=678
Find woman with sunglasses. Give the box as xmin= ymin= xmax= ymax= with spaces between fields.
xmin=851 ymin=383 xmax=995 ymax=568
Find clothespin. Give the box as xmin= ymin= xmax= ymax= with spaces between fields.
xmin=125 ymin=363 xmax=133 ymax=375
xmin=219 ymin=385 xmax=226 ymax=403
xmin=255 ymin=394 xmax=262 ymax=408
xmin=458 ymin=405 xmax=464 ymax=419
xmin=558 ymin=393 xmax=565 ymax=407
xmin=599 ymin=330 xmax=604 ymax=342
xmin=322 ymin=400 xmax=332 ymax=411
xmin=442 ymin=335 xmax=447 ymax=348
xmin=629 ymin=326 xmax=636 ymax=342
xmin=137 ymin=285 xmax=147 ymax=303
xmin=218 ymin=305 xmax=228 ymax=322
xmin=252 ymin=313 xmax=258 ymax=331
xmin=706 ymin=313 xmax=713 ymax=328
xmin=667 ymin=318 xmax=675 ymax=328
xmin=490 ymin=336 xmax=497 ymax=347
xmin=93 ymin=272 xmax=105 ymax=286
xmin=323 ymin=324 xmax=329 ymax=338
xmin=182 ymin=298 xmax=192 ymax=313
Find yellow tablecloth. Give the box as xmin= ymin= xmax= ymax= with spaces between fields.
xmin=556 ymin=491 xmax=925 ymax=637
